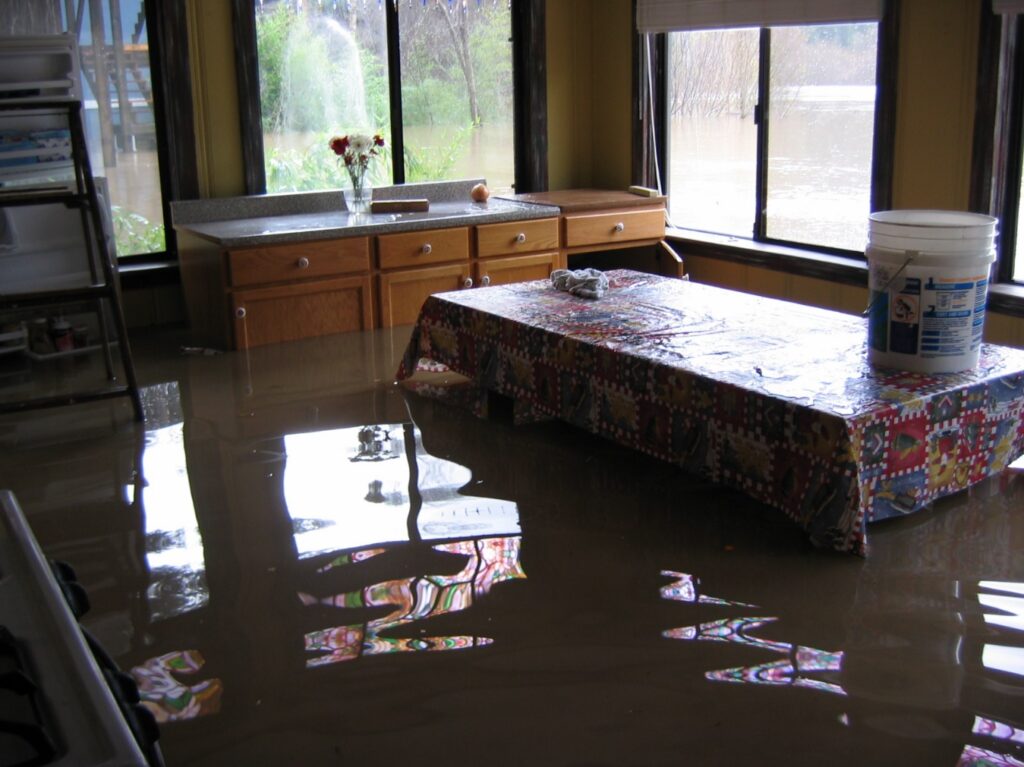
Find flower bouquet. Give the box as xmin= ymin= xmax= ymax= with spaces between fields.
xmin=329 ymin=133 xmax=385 ymax=213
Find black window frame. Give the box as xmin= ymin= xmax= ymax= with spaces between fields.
xmin=635 ymin=1 xmax=900 ymax=279
xmin=231 ymin=0 xmax=547 ymax=197
xmin=970 ymin=1 xmax=1024 ymax=316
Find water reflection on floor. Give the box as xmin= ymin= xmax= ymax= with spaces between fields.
xmin=1 ymin=326 xmax=1023 ymax=767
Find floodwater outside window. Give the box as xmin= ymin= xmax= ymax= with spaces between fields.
xmin=666 ymin=22 xmax=879 ymax=253
xmin=254 ymin=1 xmax=514 ymax=195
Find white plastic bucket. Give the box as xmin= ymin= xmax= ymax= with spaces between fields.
xmin=866 ymin=210 xmax=997 ymax=374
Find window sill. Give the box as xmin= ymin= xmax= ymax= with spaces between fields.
xmin=117 ymin=258 xmax=180 ymax=290
xmin=667 ymin=228 xmax=868 ymax=287
xmin=668 ymin=228 xmax=1024 ymax=318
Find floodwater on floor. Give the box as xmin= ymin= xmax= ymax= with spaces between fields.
xmin=1 ymin=327 xmax=1022 ymax=767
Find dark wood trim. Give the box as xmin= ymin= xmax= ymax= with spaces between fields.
xmin=386 ymin=1 xmax=405 ymax=185
xmin=969 ymin=0 xmax=1001 ymax=213
xmin=231 ymin=0 xmax=266 ymax=195
xmin=754 ymin=27 xmax=770 ymax=239
xmin=871 ymin=0 xmax=899 ymax=213
xmin=145 ymin=0 xmax=199 ymax=260
xmin=997 ymin=17 xmax=1024 ymax=284
xmin=512 ymin=0 xmax=547 ymax=192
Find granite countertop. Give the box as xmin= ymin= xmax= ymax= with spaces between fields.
xmin=171 ymin=179 xmax=561 ymax=249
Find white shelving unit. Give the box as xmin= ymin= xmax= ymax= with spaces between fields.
xmin=0 ymin=36 xmax=141 ymax=421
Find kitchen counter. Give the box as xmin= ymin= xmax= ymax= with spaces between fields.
xmin=172 ymin=180 xmax=559 ymax=248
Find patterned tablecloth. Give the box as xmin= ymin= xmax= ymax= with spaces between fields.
xmin=396 ymin=270 xmax=1024 ymax=555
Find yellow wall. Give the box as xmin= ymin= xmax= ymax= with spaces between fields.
xmin=186 ymin=0 xmax=245 ymax=199
xmin=891 ymin=0 xmax=979 ymax=209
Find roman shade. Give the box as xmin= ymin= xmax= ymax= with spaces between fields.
xmin=992 ymin=0 xmax=1024 ymax=13
xmin=635 ymin=0 xmax=882 ymax=33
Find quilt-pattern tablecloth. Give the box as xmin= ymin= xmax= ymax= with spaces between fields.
xmin=396 ymin=270 xmax=1024 ymax=555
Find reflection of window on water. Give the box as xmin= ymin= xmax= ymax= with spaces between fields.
xmin=284 ymin=423 xmax=521 ymax=557
xmin=140 ymin=423 xmax=208 ymax=622
xmin=662 ymin=571 xmax=845 ymax=696
xmin=979 ymin=581 xmax=1024 ymax=680
xmin=287 ymin=422 xmax=525 ymax=667
xmin=131 ymin=649 xmax=222 ymax=724
xmin=303 ymin=536 xmax=525 ymax=668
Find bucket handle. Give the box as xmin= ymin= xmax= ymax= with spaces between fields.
xmin=862 ymin=250 xmax=917 ymax=317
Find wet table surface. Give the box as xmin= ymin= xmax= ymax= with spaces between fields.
xmin=399 ymin=270 xmax=1024 ymax=554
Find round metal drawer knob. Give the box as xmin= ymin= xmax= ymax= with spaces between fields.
xmin=515 ymin=232 xmax=527 ymax=244
xmin=463 ymin=277 xmax=474 ymax=288
xmin=421 ymin=243 xmax=433 ymax=255
xmin=613 ymin=222 xmax=625 ymax=233
xmin=297 ymin=256 xmax=310 ymax=269
xmin=235 ymin=307 xmax=247 ymax=319
xmin=481 ymin=275 xmax=491 ymax=286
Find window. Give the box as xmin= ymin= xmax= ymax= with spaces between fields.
xmin=247 ymin=0 xmax=522 ymax=196
xmin=0 ymin=1 xmax=189 ymax=260
xmin=665 ymin=22 xmax=880 ymax=253
xmin=1 ymin=2 xmax=195 ymax=263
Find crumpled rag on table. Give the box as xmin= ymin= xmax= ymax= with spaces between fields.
xmin=550 ymin=268 xmax=609 ymax=299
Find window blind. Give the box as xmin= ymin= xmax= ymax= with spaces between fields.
xmin=992 ymin=0 xmax=1024 ymax=14
xmin=635 ymin=0 xmax=882 ymax=33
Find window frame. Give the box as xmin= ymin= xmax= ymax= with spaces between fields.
xmin=231 ymin=0 xmax=547 ymax=197
xmin=635 ymin=0 xmax=899 ymax=271
xmin=970 ymin=1 xmax=1024 ymax=316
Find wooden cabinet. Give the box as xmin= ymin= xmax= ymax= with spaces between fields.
xmin=227 ymin=238 xmax=374 ymax=349
xmin=475 ymin=218 xmax=559 ymax=288
xmin=377 ymin=226 xmax=471 ymax=328
xmin=177 ymin=191 xmax=678 ymax=349
xmin=495 ymin=189 xmax=677 ymax=276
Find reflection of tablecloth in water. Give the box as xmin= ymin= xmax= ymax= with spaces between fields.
xmin=396 ymin=270 xmax=1024 ymax=555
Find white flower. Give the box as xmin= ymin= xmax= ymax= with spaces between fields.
xmin=348 ymin=134 xmax=374 ymax=156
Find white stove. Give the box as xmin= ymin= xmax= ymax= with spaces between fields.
xmin=0 ymin=490 xmax=161 ymax=766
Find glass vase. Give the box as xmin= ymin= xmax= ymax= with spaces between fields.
xmin=345 ymin=174 xmax=372 ymax=214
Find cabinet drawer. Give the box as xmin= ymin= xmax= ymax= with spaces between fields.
xmin=378 ymin=263 xmax=471 ymax=328
xmin=232 ymin=275 xmax=374 ymax=348
xmin=378 ymin=227 xmax=470 ymax=270
xmin=564 ymin=208 xmax=665 ymax=248
xmin=476 ymin=218 xmax=559 ymax=257
xmin=478 ymin=252 xmax=558 ymax=287
xmin=228 ymin=238 xmax=370 ymax=287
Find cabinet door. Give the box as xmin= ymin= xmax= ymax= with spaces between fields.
xmin=232 ymin=275 xmax=374 ymax=349
xmin=477 ymin=252 xmax=559 ymax=287
xmin=378 ymin=227 xmax=470 ymax=270
xmin=378 ymin=264 xmax=471 ymax=328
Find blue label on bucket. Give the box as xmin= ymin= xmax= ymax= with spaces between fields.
xmin=916 ymin=274 xmax=989 ymax=357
